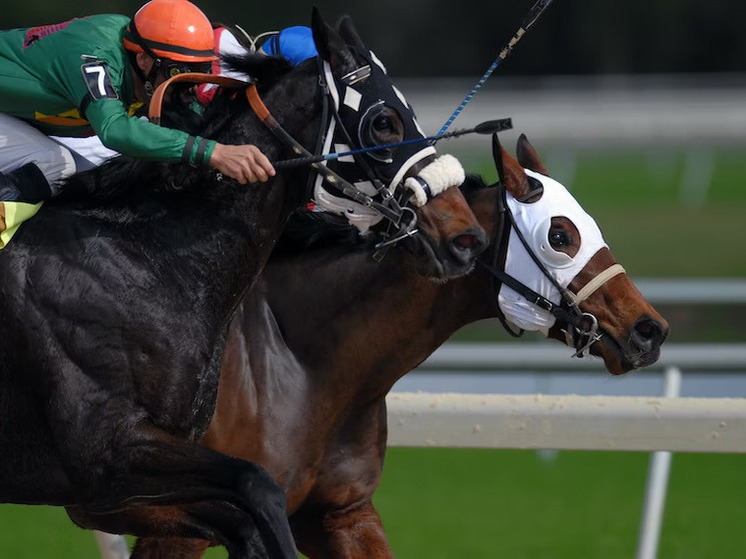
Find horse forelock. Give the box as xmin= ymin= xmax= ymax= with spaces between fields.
xmin=460 ymin=174 xmax=491 ymax=197
xmin=201 ymin=55 xmax=321 ymax=147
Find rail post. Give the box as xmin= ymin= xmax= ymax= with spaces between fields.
xmin=635 ymin=365 xmax=682 ymax=559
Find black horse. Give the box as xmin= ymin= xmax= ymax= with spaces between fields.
xmin=0 ymin=11 xmax=486 ymax=559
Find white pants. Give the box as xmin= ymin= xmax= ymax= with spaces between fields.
xmin=50 ymin=134 xmax=119 ymax=168
xmin=0 ymin=113 xmax=119 ymax=196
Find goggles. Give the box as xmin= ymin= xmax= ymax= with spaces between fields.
xmin=162 ymin=60 xmax=212 ymax=78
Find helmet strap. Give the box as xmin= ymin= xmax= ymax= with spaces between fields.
xmin=127 ymin=19 xmax=164 ymax=97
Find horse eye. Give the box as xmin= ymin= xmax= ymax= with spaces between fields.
xmin=549 ymin=229 xmax=572 ymax=248
xmin=372 ymin=115 xmax=394 ymax=133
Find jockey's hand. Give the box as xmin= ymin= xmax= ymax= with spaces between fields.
xmin=209 ymin=143 xmax=276 ymax=184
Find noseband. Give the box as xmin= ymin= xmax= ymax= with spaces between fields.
xmin=478 ymin=183 xmax=626 ymax=358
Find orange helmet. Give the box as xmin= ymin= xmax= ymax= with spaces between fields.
xmin=123 ymin=0 xmax=215 ymax=63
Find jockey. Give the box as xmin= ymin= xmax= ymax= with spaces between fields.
xmin=52 ymin=24 xmax=319 ymax=173
xmin=0 ymin=0 xmax=275 ymax=208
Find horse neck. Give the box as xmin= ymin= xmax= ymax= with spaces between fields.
xmin=248 ymin=68 xmax=323 ymax=206
xmin=256 ymin=243 xmax=496 ymax=401
xmin=194 ymin=69 xmax=324 ymax=304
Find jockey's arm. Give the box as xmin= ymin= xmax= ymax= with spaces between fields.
xmin=84 ymin=97 xmax=274 ymax=183
xmin=85 ymin=96 xmax=212 ymax=163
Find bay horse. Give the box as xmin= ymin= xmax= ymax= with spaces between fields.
xmin=125 ymin=134 xmax=669 ymax=558
xmin=0 ymin=10 xmax=487 ymax=559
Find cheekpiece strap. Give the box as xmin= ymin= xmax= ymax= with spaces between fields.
xmin=341 ymin=65 xmax=371 ymax=86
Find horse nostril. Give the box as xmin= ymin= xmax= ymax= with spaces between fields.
xmin=631 ymin=317 xmax=668 ymax=351
xmin=450 ymin=230 xmax=488 ymax=262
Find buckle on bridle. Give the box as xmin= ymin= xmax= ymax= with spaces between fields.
xmin=341 ymin=65 xmax=372 ymax=86
xmin=569 ymin=312 xmax=602 ymax=358
xmin=374 ymin=206 xmax=419 ymax=252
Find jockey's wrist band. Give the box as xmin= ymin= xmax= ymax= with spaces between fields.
xmin=182 ymin=136 xmax=216 ymax=166
xmin=182 ymin=136 xmax=196 ymax=162
xmin=195 ymin=138 xmax=211 ymax=166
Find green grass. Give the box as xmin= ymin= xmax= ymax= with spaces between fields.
xmin=3 ymin=450 xmax=745 ymax=558
xmin=0 ymin=505 xmax=99 ymax=557
xmin=570 ymin=147 xmax=746 ymax=277
xmin=587 ymin=207 xmax=746 ymax=277
xmin=375 ymin=449 xmax=746 ymax=559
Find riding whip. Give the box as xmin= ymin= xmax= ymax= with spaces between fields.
xmin=272 ymin=118 xmax=512 ymax=169
xmin=437 ymin=0 xmax=555 ymax=135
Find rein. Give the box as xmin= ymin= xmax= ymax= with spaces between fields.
xmin=478 ymin=183 xmax=626 ymax=358
xmin=147 ymin=72 xmax=411 ymax=229
xmin=148 ymin=72 xmax=247 ymax=125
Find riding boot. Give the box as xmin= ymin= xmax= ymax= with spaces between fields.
xmin=0 ymin=163 xmax=52 ymax=203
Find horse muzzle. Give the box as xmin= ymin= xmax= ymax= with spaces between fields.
xmin=411 ymin=187 xmax=488 ymax=280
xmin=579 ymin=315 xmax=669 ymax=375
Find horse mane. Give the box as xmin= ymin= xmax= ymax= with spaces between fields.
xmin=273 ymin=174 xmax=494 ymax=256
xmin=221 ymin=52 xmax=294 ymax=90
xmin=273 ymin=209 xmax=366 ymax=256
xmin=460 ymin=173 xmax=492 ymax=196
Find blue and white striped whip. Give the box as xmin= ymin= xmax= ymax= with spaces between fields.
xmin=437 ymin=0 xmax=555 ymax=136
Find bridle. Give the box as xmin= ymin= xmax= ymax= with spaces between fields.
xmin=148 ymin=64 xmax=431 ymax=248
xmin=477 ymin=182 xmax=625 ymax=358
xmin=308 ymin=56 xmax=423 ymax=248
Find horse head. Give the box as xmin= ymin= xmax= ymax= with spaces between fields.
xmin=477 ymin=134 xmax=668 ymax=374
xmin=306 ymin=9 xmax=487 ymax=278
xmin=133 ymin=9 xmax=485 ymax=279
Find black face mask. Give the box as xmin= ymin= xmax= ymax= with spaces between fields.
xmin=321 ymin=49 xmax=436 ymax=196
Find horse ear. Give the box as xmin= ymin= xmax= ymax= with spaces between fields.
xmin=516 ymin=133 xmax=548 ymax=175
xmin=492 ymin=133 xmax=532 ymax=201
xmin=311 ymin=7 xmax=356 ymax=71
xmin=337 ymin=15 xmax=366 ymax=52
